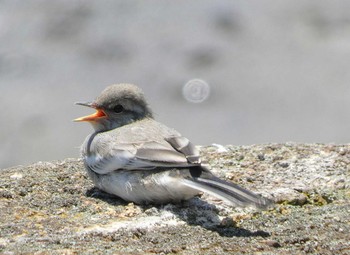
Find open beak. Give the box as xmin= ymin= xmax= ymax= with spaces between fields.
xmin=74 ymin=102 xmax=107 ymax=122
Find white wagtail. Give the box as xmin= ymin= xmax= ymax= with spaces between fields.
xmin=75 ymin=84 xmax=272 ymax=208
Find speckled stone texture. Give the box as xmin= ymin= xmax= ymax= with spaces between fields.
xmin=1 ymin=144 xmax=349 ymax=254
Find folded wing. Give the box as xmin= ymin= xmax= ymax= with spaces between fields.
xmin=86 ymin=136 xmax=201 ymax=174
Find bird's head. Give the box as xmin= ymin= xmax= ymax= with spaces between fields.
xmin=74 ymin=84 xmax=153 ymax=132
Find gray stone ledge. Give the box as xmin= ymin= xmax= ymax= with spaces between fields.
xmin=1 ymin=143 xmax=349 ymax=254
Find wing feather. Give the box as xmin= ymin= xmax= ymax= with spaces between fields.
xmin=82 ymin=119 xmax=202 ymax=174
xmin=86 ymin=136 xmax=201 ymax=174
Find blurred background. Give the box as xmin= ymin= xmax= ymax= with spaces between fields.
xmin=1 ymin=0 xmax=350 ymax=169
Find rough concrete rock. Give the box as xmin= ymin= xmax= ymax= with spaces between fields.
xmin=1 ymin=143 xmax=349 ymax=254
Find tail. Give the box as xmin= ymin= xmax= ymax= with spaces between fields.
xmin=181 ymin=167 xmax=273 ymax=209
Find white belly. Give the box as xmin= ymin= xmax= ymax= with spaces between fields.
xmin=86 ymin=167 xmax=200 ymax=204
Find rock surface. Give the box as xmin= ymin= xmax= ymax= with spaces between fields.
xmin=1 ymin=143 xmax=349 ymax=254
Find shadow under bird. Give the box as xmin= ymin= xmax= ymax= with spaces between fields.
xmin=74 ymin=84 xmax=272 ymax=209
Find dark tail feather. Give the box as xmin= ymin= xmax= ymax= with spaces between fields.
xmin=182 ymin=173 xmax=273 ymax=209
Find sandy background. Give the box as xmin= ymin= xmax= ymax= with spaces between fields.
xmin=1 ymin=0 xmax=350 ymax=168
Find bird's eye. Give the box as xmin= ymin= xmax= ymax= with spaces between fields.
xmin=113 ymin=104 xmax=124 ymax=113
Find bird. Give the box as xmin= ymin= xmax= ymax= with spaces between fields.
xmin=74 ymin=83 xmax=272 ymax=209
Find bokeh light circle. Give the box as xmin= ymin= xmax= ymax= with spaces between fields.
xmin=182 ymin=79 xmax=210 ymax=103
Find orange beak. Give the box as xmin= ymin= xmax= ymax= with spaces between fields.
xmin=74 ymin=102 xmax=107 ymax=122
